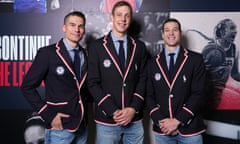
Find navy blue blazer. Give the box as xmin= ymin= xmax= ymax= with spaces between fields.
xmin=87 ymin=33 xmax=148 ymax=125
xmin=21 ymin=39 xmax=89 ymax=132
xmin=146 ymin=46 xmax=207 ymax=136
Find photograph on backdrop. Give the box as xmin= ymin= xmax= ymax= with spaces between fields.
xmin=171 ymin=12 xmax=240 ymax=143
xmin=0 ymin=0 xmax=169 ymax=13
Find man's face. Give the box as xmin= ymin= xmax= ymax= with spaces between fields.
xmin=222 ymin=21 xmax=237 ymax=43
xmin=62 ymin=15 xmax=85 ymax=47
xmin=162 ymin=21 xmax=181 ymax=50
xmin=111 ymin=5 xmax=132 ymax=37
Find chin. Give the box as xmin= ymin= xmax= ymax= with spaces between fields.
xmin=167 ymin=43 xmax=178 ymax=47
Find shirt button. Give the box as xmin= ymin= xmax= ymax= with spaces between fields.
xmin=123 ymin=83 xmax=126 ymax=87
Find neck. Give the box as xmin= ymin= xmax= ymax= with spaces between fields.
xmin=112 ymin=30 xmax=127 ymax=40
xmin=65 ymin=38 xmax=79 ymax=48
xmin=165 ymin=46 xmax=178 ymax=53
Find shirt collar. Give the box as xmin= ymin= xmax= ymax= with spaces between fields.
xmin=110 ymin=31 xmax=127 ymax=43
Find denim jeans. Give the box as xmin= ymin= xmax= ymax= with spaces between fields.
xmin=155 ymin=133 xmax=203 ymax=144
xmin=45 ymin=126 xmax=87 ymax=144
xmin=96 ymin=121 xmax=144 ymax=144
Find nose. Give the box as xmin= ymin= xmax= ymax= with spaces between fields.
xmin=120 ymin=15 xmax=127 ymax=21
xmin=168 ymin=30 xmax=174 ymax=35
xmin=75 ymin=26 xmax=80 ymax=32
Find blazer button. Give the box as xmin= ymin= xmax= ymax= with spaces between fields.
xmin=123 ymin=83 xmax=126 ymax=87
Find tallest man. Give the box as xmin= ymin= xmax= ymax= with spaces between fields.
xmin=87 ymin=1 xmax=148 ymax=144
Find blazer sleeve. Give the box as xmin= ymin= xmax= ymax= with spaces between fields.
xmin=21 ymin=47 xmax=57 ymax=124
xmin=175 ymin=54 xmax=207 ymax=126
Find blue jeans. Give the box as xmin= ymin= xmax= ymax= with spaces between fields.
xmin=45 ymin=126 xmax=87 ymax=144
xmin=155 ymin=133 xmax=203 ymax=144
xmin=96 ymin=121 xmax=144 ymax=144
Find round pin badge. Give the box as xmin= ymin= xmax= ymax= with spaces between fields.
xmin=154 ymin=73 xmax=161 ymax=81
xmin=56 ymin=66 xmax=65 ymax=75
xmin=103 ymin=59 xmax=111 ymax=68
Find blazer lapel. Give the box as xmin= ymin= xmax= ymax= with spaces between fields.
xmin=102 ymin=34 xmax=137 ymax=80
xmin=124 ymin=36 xmax=136 ymax=80
xmin=169 ymin=47 xmax=188 ymax=89
xmin=156 ymin=47 xmax=188 ymax=90
xmin=159 ymin=49 xmax=170 ymax=77
xmin=172 ymin=47 xmax=188 ymax=79
xmin=56 ymin=39 xmax=75 ymax=72
xmin=81 ymin=47 xmax=88 ymax=75
xmin=174 ymin=47 xmax=184 ymax=73
xmin=103 ymin=34 xmax=124 ymax=76
xmin=126 ymin=37 xmax=133 ymax=65
xmin=56 ymin=39 xmax=78 ymax=85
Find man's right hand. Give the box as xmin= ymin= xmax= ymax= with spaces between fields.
xmin=51 ymin=113 xmax=70 ymax=130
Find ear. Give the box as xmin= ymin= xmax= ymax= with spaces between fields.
xmin=161 ymin=30 xmax=164 ymax=37
xmin=110 ymin=14 xmax=113 ymax=22
xmin=62 ymin=25 xmax=66 ymax=32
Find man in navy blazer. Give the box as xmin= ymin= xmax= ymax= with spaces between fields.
xmin=146 ymin=18 xmax=207 ymax=144
xmin=87 ymin=1 xmax=148 ymax=144
xmin=21 ymin=11 xmax=89 ymax=144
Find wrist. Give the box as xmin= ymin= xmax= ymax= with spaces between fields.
xmin=128 ymin=107 xmax=136 ymax=114
xmin=174 ymin=118 xmax=181 ymax=126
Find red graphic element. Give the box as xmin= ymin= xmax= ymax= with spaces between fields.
xmin=217 ymin=76 xmax=240 ymax=110
xmin=101 ymin=0 xmax=136 ymax=13
xmin=0 ymin=61 xmax=32 ymax=87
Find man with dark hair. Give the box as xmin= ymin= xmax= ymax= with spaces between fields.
xmin=146 ymin=18 xmax=206 ymax=144
xmin=21 ymin=11 xmax=89 ymax=144
xmin=87 ymin=1 xmax=148 ymax=144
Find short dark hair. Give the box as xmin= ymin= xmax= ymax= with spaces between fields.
xmin=111 ymin=1 xmax=133 ymax=16
xmin=64 ymin=11 xmax=86 ymax=25
xmin=162 ymin=18 xmax=182 ymax=32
